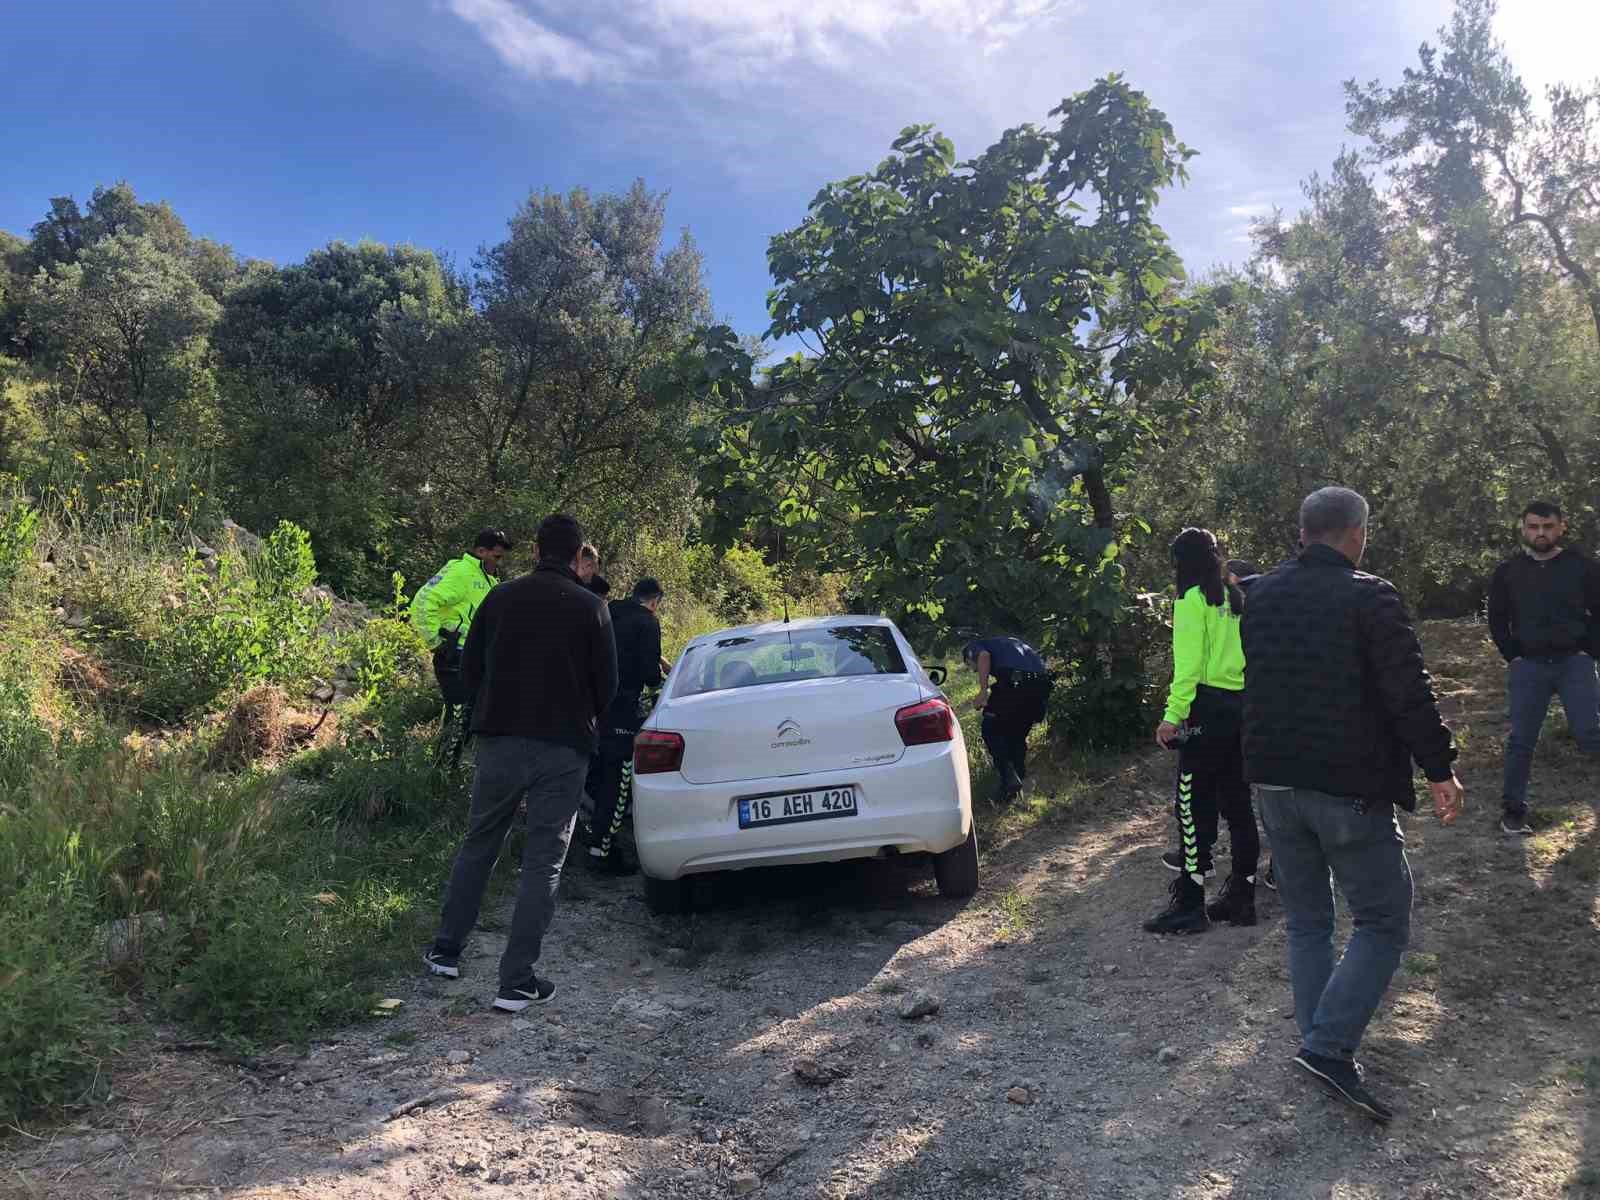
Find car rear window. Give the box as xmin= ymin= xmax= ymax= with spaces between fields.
xmin=671 ymin=626 xmax=907 ymax=698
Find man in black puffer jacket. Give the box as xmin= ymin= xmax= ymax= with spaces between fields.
xmin=1242 ymin=486 xmax=1463 ymax=1125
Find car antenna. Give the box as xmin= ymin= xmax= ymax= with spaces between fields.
xmin=779 ymin=528 xmax=790 ymax=625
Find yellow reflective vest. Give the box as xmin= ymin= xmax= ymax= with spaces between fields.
xmin=409 ymin=553 xmax=494 ymax=649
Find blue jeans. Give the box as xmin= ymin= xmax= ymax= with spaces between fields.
xmin=1258 ymin=788 xmax=1412 ymax=1063
xmin=435 ymin=736 xmax=588 ymax=988
xmin=1501 ymin=652 xmax=1600 ymax=816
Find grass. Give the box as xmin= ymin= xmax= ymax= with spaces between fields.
xmin=1556 ymin=1057 xmax=1599 ymax=1089
xmin=991 ymin=887 xmax=1038 ymax=941
xmin=0 ymin=497 xmax=471 ymax=1122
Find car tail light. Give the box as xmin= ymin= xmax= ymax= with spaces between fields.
xmin=634 ymin=730 xmax=685 ymax=774
xmin=895 ymin=697 xmax=955 ymax=746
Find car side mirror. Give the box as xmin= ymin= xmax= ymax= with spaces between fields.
xmin=927 ymin=666 xmax=948 ymax=687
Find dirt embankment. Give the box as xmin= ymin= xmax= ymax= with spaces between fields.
xmin=5 ymin=621 xmax=1597 ymax=1199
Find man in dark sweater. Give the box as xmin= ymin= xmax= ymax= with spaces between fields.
xmin=1486 ymin=500 xmax=1600 ymax=836
xmin=1242 ymin=487 xmax=1463 ymax=1124
xmin=423 ymin=513 xmax=619 ymax=1011
xmin=584 ymin=577 xmax=667 ymax=873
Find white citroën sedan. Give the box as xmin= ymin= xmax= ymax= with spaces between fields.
xmin=630 ymin=615 xmax=977 ymax=913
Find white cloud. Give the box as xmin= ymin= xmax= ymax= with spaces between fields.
xmin=1495 ymin=0 xmax=1600 ymax=100
xmin=446 ymin=0 xmax=1072 ymax=86
xmin=411 ymin=0 xmax=1492 ymax=279
xmin=446 ymin=0 xmax=625 ymax=83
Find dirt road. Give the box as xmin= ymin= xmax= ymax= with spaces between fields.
xmin=6 ymin=622 xmax=1597 ymax=1198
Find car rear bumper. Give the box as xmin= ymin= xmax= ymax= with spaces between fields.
xmin=633 ymin=744 xmax=972 ymax=880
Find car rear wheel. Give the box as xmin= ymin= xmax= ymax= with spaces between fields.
xmin=933 ymin=824 xmax=979 ymax=898
xmin=642 ymin=873 xmax=691 ymax=915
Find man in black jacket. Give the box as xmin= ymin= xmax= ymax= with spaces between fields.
xmin=584 ymin=578 xmax=667 ymax=873
xmin=423 ymin=514 xmax=619 ymax=1011
xmin=1242 ymin=487 xmax=1463 ymax=1124
xmin=1486 ymin=501 xmax=1600 ymax=836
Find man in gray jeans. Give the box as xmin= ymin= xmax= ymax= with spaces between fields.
xmin=423 ymin=513 xmax=619 ymax=1011
xmin=1241 ymin=488 xmax=1464 ymax=1123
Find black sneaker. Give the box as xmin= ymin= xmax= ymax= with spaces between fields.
xmin=1263 ymin=861 xmax=1277 ymax=891
xmin=1293 ymin=1050 xmax=1393 ymax=1124
xmin=1143 ymin=876 xmax=1209 ymax=935
xmin=493 ymin=974 xmax=556 ymax=1012
xmin=422 ymin=948 xmax=460 ymax=979
xmin=1499 ymin=812 xmax=1533 ymax=836
xmin=1161 ymin=849 xmax=1215 ymax=878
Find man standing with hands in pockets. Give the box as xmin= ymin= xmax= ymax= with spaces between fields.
xmin=423 ymin=514 xmax=618 ymax=1011
xmin=1486 ymin=500 xmax=1600 ymax=835
xmin=1241 ymin=487 xmax=1464 ymax=1124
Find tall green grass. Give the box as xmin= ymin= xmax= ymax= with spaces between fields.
xmin=0 ymin=482 xmax=462 ymax=1122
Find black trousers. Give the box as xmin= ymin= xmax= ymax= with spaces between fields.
xmin=432 ymin=642 xmax=474 ymax=706
xmin=585 ymin=727 xmax=638 ymax=860
xmin=1172 ymin=687 xmax=1259 ymax=879
xmin=982 ymin=710 xmax=1033 ymax=789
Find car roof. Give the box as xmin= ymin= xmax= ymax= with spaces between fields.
xmin=683 ymin=613 xmax=896 ymax=650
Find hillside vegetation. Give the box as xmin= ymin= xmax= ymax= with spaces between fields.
xmin=1 ymin=0 xmax=1597 ymax=1145
xmin=0 ymin=473 xmax=821 ymax=1124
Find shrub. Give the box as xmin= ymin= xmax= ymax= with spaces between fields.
xmin=0 ymin=663 xmax=52 ymax=787
xmin=0 ymin=881 xmax=118 ymax=1123
xmin=0 ymin=487 xmax=39 ymax=600
xmin=164 ymin=878 xmax=375 ymax=1040
xmin=293 ymin=679 xmax=451 ymax=826
xmin=1045 ymin=601 xmax=1164 ymax=752
xmin=110 ymin=520 xmax=333 ymax=723
xmin=337 ymin=574 xmax=427 ymax=702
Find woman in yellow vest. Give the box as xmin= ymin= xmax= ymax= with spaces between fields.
xmin=1144 ymin=528 xmax=1261 ymax=934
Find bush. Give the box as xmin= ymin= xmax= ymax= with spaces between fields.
xmin=293 ymin=679 xmax=450 ymax=826
xmin=0 ymin=882 xmax=118 ymax=1123
xmin=0 ymin=486 xmax=39 ymax=600
xmin=1045 ymin=601 xmax=1164 ymax=752
xmin=109 ymin=520 xmax=333 ymax=723
xmin=0 ymin=662 xmax=52 ymax=786
xmin=337 ymin=574 xmax=427 ymax=702
xmin=164 ymin=878 xmax=376 ymax=1040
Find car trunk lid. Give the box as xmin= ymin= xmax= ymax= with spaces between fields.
xmin=667 ymin=675 xmax=924 ymax=785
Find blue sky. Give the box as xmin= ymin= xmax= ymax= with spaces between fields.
xmin=1 ymin=0 xmax=1592 ymax=340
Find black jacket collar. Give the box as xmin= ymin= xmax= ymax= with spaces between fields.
xmin=535 ymin=561 xmax=582 ymax=584
xmin=1300 ymin=543 xmax=1356 ymax=570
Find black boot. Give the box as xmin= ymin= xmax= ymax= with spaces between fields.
xmin=1143 ymin=875 xmax=1208 ymax=935
xmin=1205 ymin=873 xmax=1257 ymax=926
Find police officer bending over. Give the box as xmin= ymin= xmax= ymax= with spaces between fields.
xmin=963 ymin=635 xmax=1053 ymax=804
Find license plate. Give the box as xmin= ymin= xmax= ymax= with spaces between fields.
xmin=738 ymin=787 xmax=857 ymax=829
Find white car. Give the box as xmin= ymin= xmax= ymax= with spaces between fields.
xmin=630 ymin=615 xmax=977 ymax=913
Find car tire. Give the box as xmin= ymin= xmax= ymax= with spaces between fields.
xmin=642 ymin=873 xmax=690 ymax=915
xmin=933 ymin=824 xmax=979 ymax=898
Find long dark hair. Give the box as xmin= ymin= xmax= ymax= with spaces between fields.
xmin=1171 ymin=528 xmax=1243 ymax=615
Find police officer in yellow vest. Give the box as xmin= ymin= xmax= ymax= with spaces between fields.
xmin=411 ymin=529 xmax=513 ymax=704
